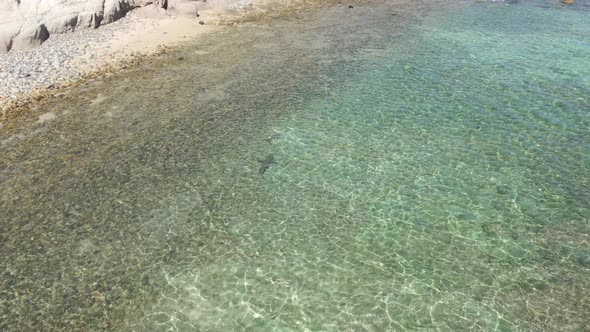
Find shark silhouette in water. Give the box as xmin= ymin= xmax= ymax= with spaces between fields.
xmin=258 ymin=154 xmax=276 ymax=177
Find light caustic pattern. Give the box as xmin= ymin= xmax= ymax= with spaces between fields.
xmin=137 ymin=1 xmax=590 ymax=331
xmin=1 ymin=0 xmax=589 ymax=331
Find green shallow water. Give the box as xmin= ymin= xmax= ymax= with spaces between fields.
xmin=1 ymin=0 xmax=589 ymax=330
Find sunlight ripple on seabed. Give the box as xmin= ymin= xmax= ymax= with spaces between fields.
xmin=0 ymin=0 xmax=589 ymax=331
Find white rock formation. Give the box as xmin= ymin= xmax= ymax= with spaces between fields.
xmin=0 ymin=0 xmax=201 ymax=53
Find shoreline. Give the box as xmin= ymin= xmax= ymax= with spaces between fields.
xmin=0 ymin=0 xmax=332 ymax=124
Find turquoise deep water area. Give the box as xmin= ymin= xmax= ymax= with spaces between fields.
xmin=1 ymin=0 xmax=590 ymax=330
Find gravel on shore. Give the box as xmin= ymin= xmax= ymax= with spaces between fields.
xmin=0 ymin=15 xmax=169 ymax=122
xmin=0 ymin=16 xmax=140 ymax=98
xmin=0 ymin=0 xmax=256 ymax=109
xmin=0 ymin=0 xmax=327 ymax=121
xmin=0 ymin=8 xmax=227 ymax=119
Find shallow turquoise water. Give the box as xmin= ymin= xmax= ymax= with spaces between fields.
xmin=1 ymin=0 xmax=589 ymax=330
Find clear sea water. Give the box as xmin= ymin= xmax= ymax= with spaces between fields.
xmin=1 ymin=0 xmax=589 ymax=330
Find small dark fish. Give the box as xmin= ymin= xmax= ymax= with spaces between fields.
xmin=258 ymin=154 xmax=276 ymax=176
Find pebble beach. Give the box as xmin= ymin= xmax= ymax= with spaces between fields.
xmin=0 ymin=0 xmax=260 ymax=119
xmin=1 ymin=17 xmax=137 ymax=99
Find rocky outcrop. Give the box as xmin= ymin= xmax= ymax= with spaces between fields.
xmin=0 ymin=0 xmax=201 ymax=53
